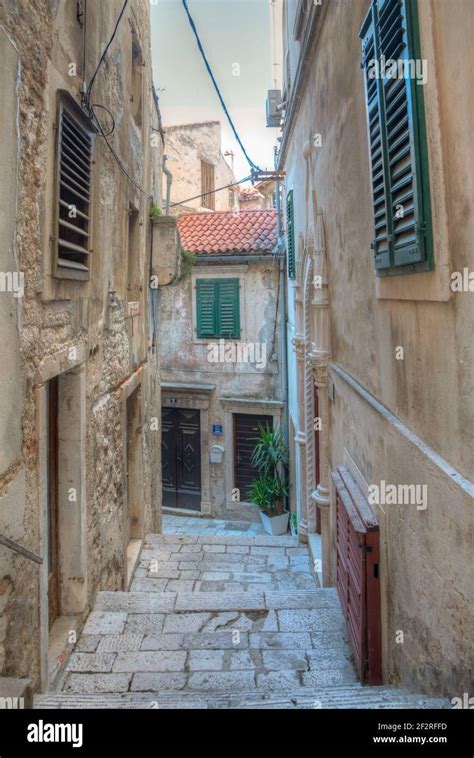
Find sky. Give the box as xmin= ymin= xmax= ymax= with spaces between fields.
xmin=150 ymin=0 xmax=280 ymax=182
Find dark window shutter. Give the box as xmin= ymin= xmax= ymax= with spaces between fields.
xmin=196 ymin=279 xmax=216 ymax=337
xmin=56 ymin=96 xmax=93 ymax=278
xmin=286 ymin=190 xmax=296 ymax=278
xmin=196 ymin=278 xmax=240 ymax=338
xmin=360 ymin=0 xmax=433 ymax=274
xmin=216 ymin=278 xmax=240 ymax=338
xmin=361 ymin=10 xmax=391 ymax=270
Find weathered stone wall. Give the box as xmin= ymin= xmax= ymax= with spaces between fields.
xmin=163 ymin=121 xmax=236 ymax=211
xmin=282 ymin=0 xmax=473 ymax=696
xmin=0 ymin=0 xmax=161 ymax=690
xmin=159 ymin=259 xmax=283 ymax=519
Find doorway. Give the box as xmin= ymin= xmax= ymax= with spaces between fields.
xmin=47 ymin=376 xmax=60 ymax=629
xmin=233 ymin=413 xmax=273 ymax=501
xmin=161 ymin=408 xmax=201 ymax=510
xmin=125 ymin=385 xmax=144 ymax=583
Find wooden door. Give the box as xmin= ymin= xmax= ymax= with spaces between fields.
xmin=333 ymin=466 xmax=382 ymax=685
xmin=161 ymin=408 xmax=201 ymax=511
xmin=234 ymin=414 xmax=273 ymax=500
xmin=314 ymin=385 xmax=321 ymax=533
xmin=47 ymin=376 xmax=60 ymax=628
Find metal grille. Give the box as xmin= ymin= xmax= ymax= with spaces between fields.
xmin=56 ymin=98 xmax=93 ymax=276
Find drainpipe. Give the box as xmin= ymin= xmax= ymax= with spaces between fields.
xmin=163 ymin=155 xmax=172 ymax=215
xmin=274 ymin=147 xmax=289 ymax=506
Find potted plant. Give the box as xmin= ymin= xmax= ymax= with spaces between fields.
xmin=247 ymin=425 xmax=290 ymax=536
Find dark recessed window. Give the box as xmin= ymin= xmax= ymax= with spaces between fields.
xmin=54 ymin=93 xmax=94 ymax=280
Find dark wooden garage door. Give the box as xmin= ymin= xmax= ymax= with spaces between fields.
xmin=332 ymin=465 xmax=382 ymax=685
xmin=234 ymin=414 xmax=273 ymax=500
xmin=162 ymin=408 xmax=201 ymax=510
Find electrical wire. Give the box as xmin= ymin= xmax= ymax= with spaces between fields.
xmin=170 ymin=176 xmax=251 ymax=208
xmin=181 ymin=0 xmax=261 ymax=173
xmin=90 ymin=107 xmax=152 ymax=198
xmin=91 ymin=103 xmax=115 ymax=137
xmin=84 ymin=0 xmax=129 ymax=111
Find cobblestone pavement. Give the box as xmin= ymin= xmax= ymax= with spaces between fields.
xmin=41 ymin=517 xmax=447 ymax=708
xmin=57 ymin=518 xmax=360 ymax=696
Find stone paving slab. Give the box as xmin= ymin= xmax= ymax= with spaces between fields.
xmin=95 ymin=591 xmax=176 ymax=613
xmin=63 ymin=674 xmax=131 ymax=693
xmin=83 ymin=612 xmax=127 ymax=635
xmin=175 ymin=591 xmax=266 ymax=612
xmin=277 ymin=608 xmax=347 ymax=633
xmin=264 ymin=590 xmax=339 ymax=610
xmin=112 ymin=651 xmax=187 ymax=673
xmin=66 ymin=653 xmax=116 ymax=673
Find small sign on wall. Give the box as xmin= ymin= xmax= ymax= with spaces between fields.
xmin=212 ymin=424 xmax=223 ymax=436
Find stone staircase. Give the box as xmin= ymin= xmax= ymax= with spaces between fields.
xmin=34 ymin=532 xmax=448 ymax=709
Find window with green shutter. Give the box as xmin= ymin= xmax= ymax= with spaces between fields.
xmin=286 ymin=190 xmax=296 ymax=279
xmin=360 ymin=0 xmax=433 ymax=276
xmin=196 ymin=278 xmax=240 ymax=339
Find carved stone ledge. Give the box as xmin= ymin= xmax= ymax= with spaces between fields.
xmin=307 ymin=349 xmax=330 ymax=386
xmin=292 ymin=335 xmax=306 ymax=362
xmin=311 ymin=485 xmax=331 ymax=509
xmin=294 ymin=431 xmax=307 ymax=447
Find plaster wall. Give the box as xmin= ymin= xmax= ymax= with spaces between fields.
xmin=281 ymin=0 xmax=473 ymax=696
xmin=159 ymin=260 xmax=283 ymax=519
xmin=0 ymin=0 xmax=161 ymax=689
xmin=163 ymin=121 xmax=236 ymax=212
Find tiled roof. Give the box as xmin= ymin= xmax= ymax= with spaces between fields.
xmin=177 ymin=210 xmax=277 ymax=255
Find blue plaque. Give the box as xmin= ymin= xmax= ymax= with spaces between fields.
xmin=212 ymin=424 xmax=223 ymax=436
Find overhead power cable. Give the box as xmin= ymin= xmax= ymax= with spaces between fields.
xmin=181 ymin=0 xmax=261 ymax=173
xmin=170 ymin=176 xmax=251 ymax=208
xmin=90 ymin=108 xmax=152 ymax=198
xmin=85 ymin=0 xmax=129 ymax=111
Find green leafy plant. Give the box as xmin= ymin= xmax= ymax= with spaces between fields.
xmin=178 ymin=248 xmax=196 ymax=282
xmin=246 ymin=474 xmax=287 ymax=516
xmin=247 ymin=425 xmax=289 ymax=517
xmin=250 ymin=424 xmax=288 ymax=477
xmin=149 ymin=200 xmax=162 ymax=220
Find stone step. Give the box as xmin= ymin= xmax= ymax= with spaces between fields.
xmin=34 ymin=685 xmax=449 ymax=710
xmin=144 ymin=533 xmax=300 ymax=548
xmin=93 ymin=588 xmax=341 ymax=615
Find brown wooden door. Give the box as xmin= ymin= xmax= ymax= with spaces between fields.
xmin=162 ymin=408 xmax=201 ymax=510
xmin=47 ymin=376 xmax=60 ymax=628
xmin=334 ymin=466 xmax=382 ymax=685
xmin=314 ymin=385 xmax=321 ymax=533
xmin=234 ymin=414 xmax=273 ymax=500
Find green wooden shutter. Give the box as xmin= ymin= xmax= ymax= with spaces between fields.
xmin=360 ymin=0 xmax=433 ymax=274
xmin=196 ymin=279 xmax=216 ymax=337
xmin=216 ymin=278 xmax=240 ymax=338
xmin=286 ymin=190 xmax=296 ymax=279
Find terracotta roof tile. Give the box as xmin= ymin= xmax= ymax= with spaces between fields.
xmin=177 ymin=209 xmax=277 ymax=255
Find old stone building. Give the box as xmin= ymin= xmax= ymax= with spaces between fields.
xmin=162 ymin=121 xmax=238 ymax=213
xmin=239 ymin=180 xmax=277 ymax=211
xmin=0 ymin=0 xmax=163 ymax=692
xmin=277 ymin=0 xmax=473 ymax=697
xmin=159 ymin=209 xmax=285 ymax=521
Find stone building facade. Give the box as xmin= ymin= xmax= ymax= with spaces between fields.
xmin=278 ymin=0 xmax=473 ymax=697
xmin=158 ymin=209 xmax=284 ymax=521
xmin=0 ymin=0 xmax=163 ymax=691
xmin=162 ymin=121 xmax=237 ymax=213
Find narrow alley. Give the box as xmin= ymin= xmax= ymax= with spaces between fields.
xmin=35 ymin=515 xmax=446 ymax=709
xmin=0 ymin=0 xmax=472 ymax=751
